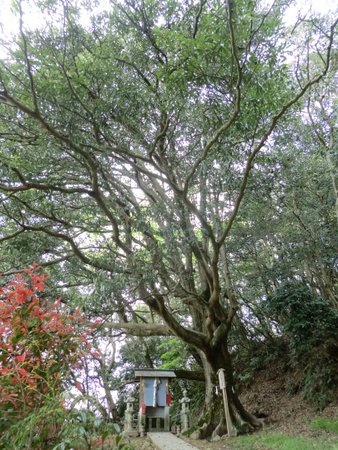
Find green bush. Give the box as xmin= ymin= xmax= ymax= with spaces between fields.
xmin=0 ymin=398 xmax=66 ymax=449
xmin=266 ymin=283 xmax=338 ymax=355
xmin=53 ymin=409 xmax=132 ymax=450
xmin=0 ymin=399 xmax=131 ymax=450
xmin=264 ymin=283 xmax=338 ymax=406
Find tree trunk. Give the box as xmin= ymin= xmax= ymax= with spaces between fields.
xmin=195 ymin=350 xmax=217 ymax=438
xmin=186 ymin=342 xmax=262 ymax=439
xmin=206 ymin=343 xmax=262 ymax=435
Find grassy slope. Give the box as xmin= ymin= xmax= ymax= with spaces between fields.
xmin=181 ymin=359 xmax=338 ymax=450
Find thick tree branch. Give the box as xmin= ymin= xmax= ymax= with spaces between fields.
xmin=103 ymin=321 xmax=173 ymax=337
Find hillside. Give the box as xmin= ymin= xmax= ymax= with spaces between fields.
xmin=131 ymin=363 xmax=338 ymax=450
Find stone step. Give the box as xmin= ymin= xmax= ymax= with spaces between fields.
xmin=147 ymin=432 xmax=199 ymax=450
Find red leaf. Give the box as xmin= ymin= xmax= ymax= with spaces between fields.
xmin=75 ymin=381 xmax=84 ymax=392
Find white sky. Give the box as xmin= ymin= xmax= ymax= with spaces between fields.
xmin=0 ymin=0 xmax=337 ymax=38
xmin=0 ymin=0 xmax=336 ymax=60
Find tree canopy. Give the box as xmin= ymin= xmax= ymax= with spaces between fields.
xmin=0 ymin=0 xmax=337 ymax=438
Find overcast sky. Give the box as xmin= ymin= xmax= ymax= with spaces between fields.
xmin=0 ymin=0 xmax=336 ymax=60
xmin=0 ymin=0 xmax=337 ymax=38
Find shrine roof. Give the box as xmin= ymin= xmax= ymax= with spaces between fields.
xmin=134 ymin=369 xmax=176 ymax=378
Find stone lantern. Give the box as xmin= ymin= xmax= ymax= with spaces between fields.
xmin=123 ymin=395 xmax=138 ymax=437
xmin=179 ymin=389 xmax=191 ymax=432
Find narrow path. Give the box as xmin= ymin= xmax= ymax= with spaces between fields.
xmin=147 ymin=432 xmax=199 ymax=450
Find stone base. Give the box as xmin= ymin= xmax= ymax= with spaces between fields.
xmin=123 ymin=430 xmax=139 ymax=437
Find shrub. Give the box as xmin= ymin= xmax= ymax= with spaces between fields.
xmin=0 ymin=265 xmax=89 ymax=444
xmin=265 ymin=282 xmax=338 ymax=406
xmin=265 ymin=283 xmax=338 ymax=355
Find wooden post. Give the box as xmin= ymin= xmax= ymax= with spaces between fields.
xmin=217 ymin=369 xmax=237 ymax=437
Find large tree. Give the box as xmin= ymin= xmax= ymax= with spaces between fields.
xmin=0 ymin=0 xmax=337 ymax=436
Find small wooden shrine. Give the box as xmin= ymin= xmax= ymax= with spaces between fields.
xmin=135 ymin=368 xmax=176 ymax=432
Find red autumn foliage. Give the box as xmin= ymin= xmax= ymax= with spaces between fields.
xmin=0 ymin=265 xmax=89 ymax=420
